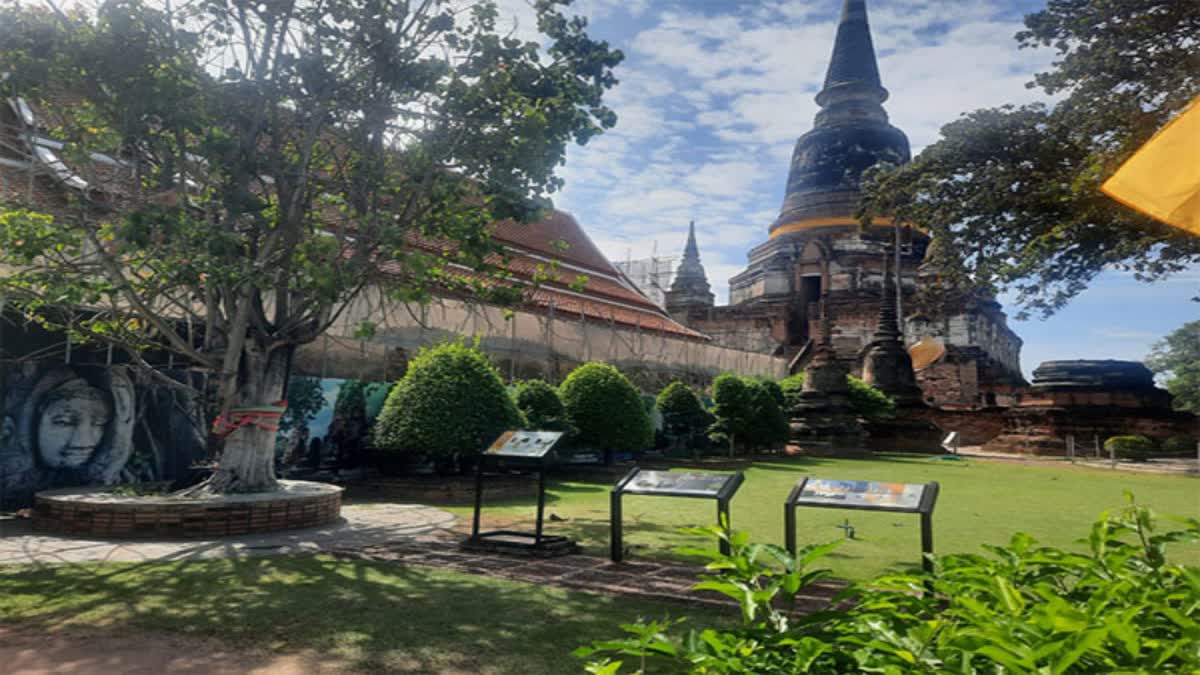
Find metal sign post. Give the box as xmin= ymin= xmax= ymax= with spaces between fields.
xmin=464 ymin=430 xmax=578 ymax=556
xmin=610 ymin=468 xmax=744 ymax=563
xmin=785 ymin=477 xmax=940 ymax=572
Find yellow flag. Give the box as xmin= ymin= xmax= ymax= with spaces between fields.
xmin=1101 ymin=95 xmax=1200 ymax=236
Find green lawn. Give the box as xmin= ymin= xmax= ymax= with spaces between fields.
xmin=0 ymin=555 xmax=722 ymax=674
xmin=450 ymin=454 xmax=1200 ymax=579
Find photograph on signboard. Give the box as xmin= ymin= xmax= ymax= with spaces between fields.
xmin=796 ymin=479 xmax=925 ymax=510
xmin=627 ymin=470 xmax=730 ymax=497
xmin=485 ymin=430 xmax=564 ymax=458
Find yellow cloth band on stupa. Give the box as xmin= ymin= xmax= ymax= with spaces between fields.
xmin=770 ymin=216 xmax=893 ymax=238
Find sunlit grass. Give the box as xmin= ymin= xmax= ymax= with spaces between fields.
xmin=448 ymin=454 xmax=1200 ymax=579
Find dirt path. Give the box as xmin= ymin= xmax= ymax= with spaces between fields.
xmin=0 ymin=627 xmax=353 ymax=675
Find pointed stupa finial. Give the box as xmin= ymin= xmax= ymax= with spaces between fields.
xmin=815 ymin=0 xmax=889 ymax=125
xmin=770 ymin=0 xmax=909 ymax=233
xmin=665 ymin=220 xmax=715 ymax=313
xmin=684 ymin=220 xmax=700 ymax=261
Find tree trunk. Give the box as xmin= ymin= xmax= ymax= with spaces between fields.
xmin=728 ymin=434 xmax=735 ymax=459
xmin=185 ymin=345 xmax=291 ymax=495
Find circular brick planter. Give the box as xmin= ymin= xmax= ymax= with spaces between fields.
xmin=33 ymin=480 xmax=343 ymax=539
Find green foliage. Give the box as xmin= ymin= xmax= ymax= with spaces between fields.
xmin=513 ymin=379 xmax=569 ymax=431
xmin=779 ymin=373 xmax=805 ymax=410
xmin=847 ymin=376 xmax=896 ymax=419
xmin=1163 ymin=435 xmax=1198 ymax=457
xmin=861 ymin=1 xmax=1200 ymax=319
xmin=0 ymin=0 xmax=622 ymax=490
xmin=708 ymin=374 xmax=754 ymax=452
xmin=743 ymin=380 xmax=790 ymax=451
xmin=280 ymin=377 xmax=325 ymax=435
xmin=559 ymin=363 xmax=652 ymax=454
xmin=578 ymin=497 xmax=1200 ymax=673
xmin=780 ymin=372 xmax=893 ymax=419
xmin=708 ymin=375 xmax=788 ymax=453
xmin=656 ymin=382 xmax=710 ymax=448
xmin=373 ymin=342 xmax=524 ymax=462
xmin=1147 ymin=320 xmax=1200 ymax=415
xmin=1105 ymin=435 xmax=1157 ymax=462
xmin=334 ymin=380 xmax=368 ymax=419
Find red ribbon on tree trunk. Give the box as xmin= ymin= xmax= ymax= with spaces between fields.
xmin=212 ymin=401 xmax=289 ymax=438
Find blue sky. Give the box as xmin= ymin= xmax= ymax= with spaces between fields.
xmin=495 ymin=0 xmax=1198 ymax=378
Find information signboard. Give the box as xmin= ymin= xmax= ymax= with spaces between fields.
xmin=610 ymin=468 xmax=744 ymax=562
xmin=486 ymin=430 xmax=564 ymax=459
xmin=785 ymin=476 xmax=940 ymax=572
xmin=793 ymin=479 xmax=925 ymax=511
xmin=623 ymin=470 xmax=733 ymax=498
xmin=466 ymin=430 xmax=576 ymax=556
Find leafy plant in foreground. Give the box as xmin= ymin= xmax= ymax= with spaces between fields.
xmin=577 ymin=495 xmax=1200 ymax=673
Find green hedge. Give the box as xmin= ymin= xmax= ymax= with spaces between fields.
xmin=709 ymin=374 xmax=788 ymax=453
xmin=1162 ymin=435 xmax=1197 ymax=456
xmin=1104 ymin=434 xmax=1156 ymax=462
xmin=372 ymin=342 xmax=524 ymax=463
xmin=559 ymin=362 xmax=652 ymax=459
xmin=847 ymin=376 xmax=896 ymax=418
xmin=779 ymin=373 xmax=805 ymax=410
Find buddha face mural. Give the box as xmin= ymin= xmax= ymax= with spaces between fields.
xmin=35 ymin=379 xmax=112 ymax=470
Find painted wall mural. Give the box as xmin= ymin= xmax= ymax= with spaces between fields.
xmin=0 ymin=362 xmax=207 ymax=509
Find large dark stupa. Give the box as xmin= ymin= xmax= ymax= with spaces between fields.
xmin=663 ymin=0 xmax=1026 ymax=411
xmin=772 ymin=0 xmax=911 ymax=234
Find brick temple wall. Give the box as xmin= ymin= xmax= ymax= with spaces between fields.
xmin=909 ymin=406 xmax=1007 ymax=445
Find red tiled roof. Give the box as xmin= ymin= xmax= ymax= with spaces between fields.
xmin=489 ymin=211 xmax=614 ymax=275
xmin=401 ymin=210 xmax=705 ymax=340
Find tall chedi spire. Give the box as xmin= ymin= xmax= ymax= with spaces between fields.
xmin=771 ymin=0 xmax=910 ymax=236
xmin=664 ymin=221 xmax=714 ymax=318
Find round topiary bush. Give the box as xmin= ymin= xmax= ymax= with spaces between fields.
xmin=1104 ymin=435 xmax=1156 ymax=462
xmin=559 ymin=362 xmax=652 ymax=463
xmin=657 ymin=381 xmax=709 ymax=453
xmin=1162 ymin=435 xmax=1197 ymax=456
xmin=709 ymin=373 xmax=753 ymax=456
xmin=373 ymin=342 xmax=524 ymax=471
xmin=513 ymin=379 xmax=568 ymax=431
xmin=743 ymin=378 xmax=790 ymax=451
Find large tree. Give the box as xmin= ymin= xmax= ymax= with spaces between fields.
xmin=861 ymin=0 xmax=1200 ymax=319
xmin=0 ymin=0 xmax=621 ymax=493
xmin=1146 ymin=320 xmax=1200 ymax=415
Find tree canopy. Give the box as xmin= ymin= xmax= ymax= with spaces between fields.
xmin=862 ymin=0 xmax=1200 ymax=319
xmin=0 ymin=0 xmax=621 ymax=492
xmin=1146 ymin=320 xmax=1200 ymax=415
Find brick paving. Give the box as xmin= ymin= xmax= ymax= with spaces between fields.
xmin=339 ymin=535 xmax=844 ymax=613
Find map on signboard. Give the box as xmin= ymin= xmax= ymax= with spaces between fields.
xmin=625 ymin=470 xmax=732 ymax=497
xmin=486 ymin=430 xmax=564 ymax=458
xmin=795 ymin=479 xmax=925 ymax=510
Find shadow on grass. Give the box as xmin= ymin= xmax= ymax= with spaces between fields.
xmin=0 ymin=552 xmax=717 ymax=674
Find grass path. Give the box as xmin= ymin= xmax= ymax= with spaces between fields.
xmin=448 ymin=454 xmax=1200 ymax=579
